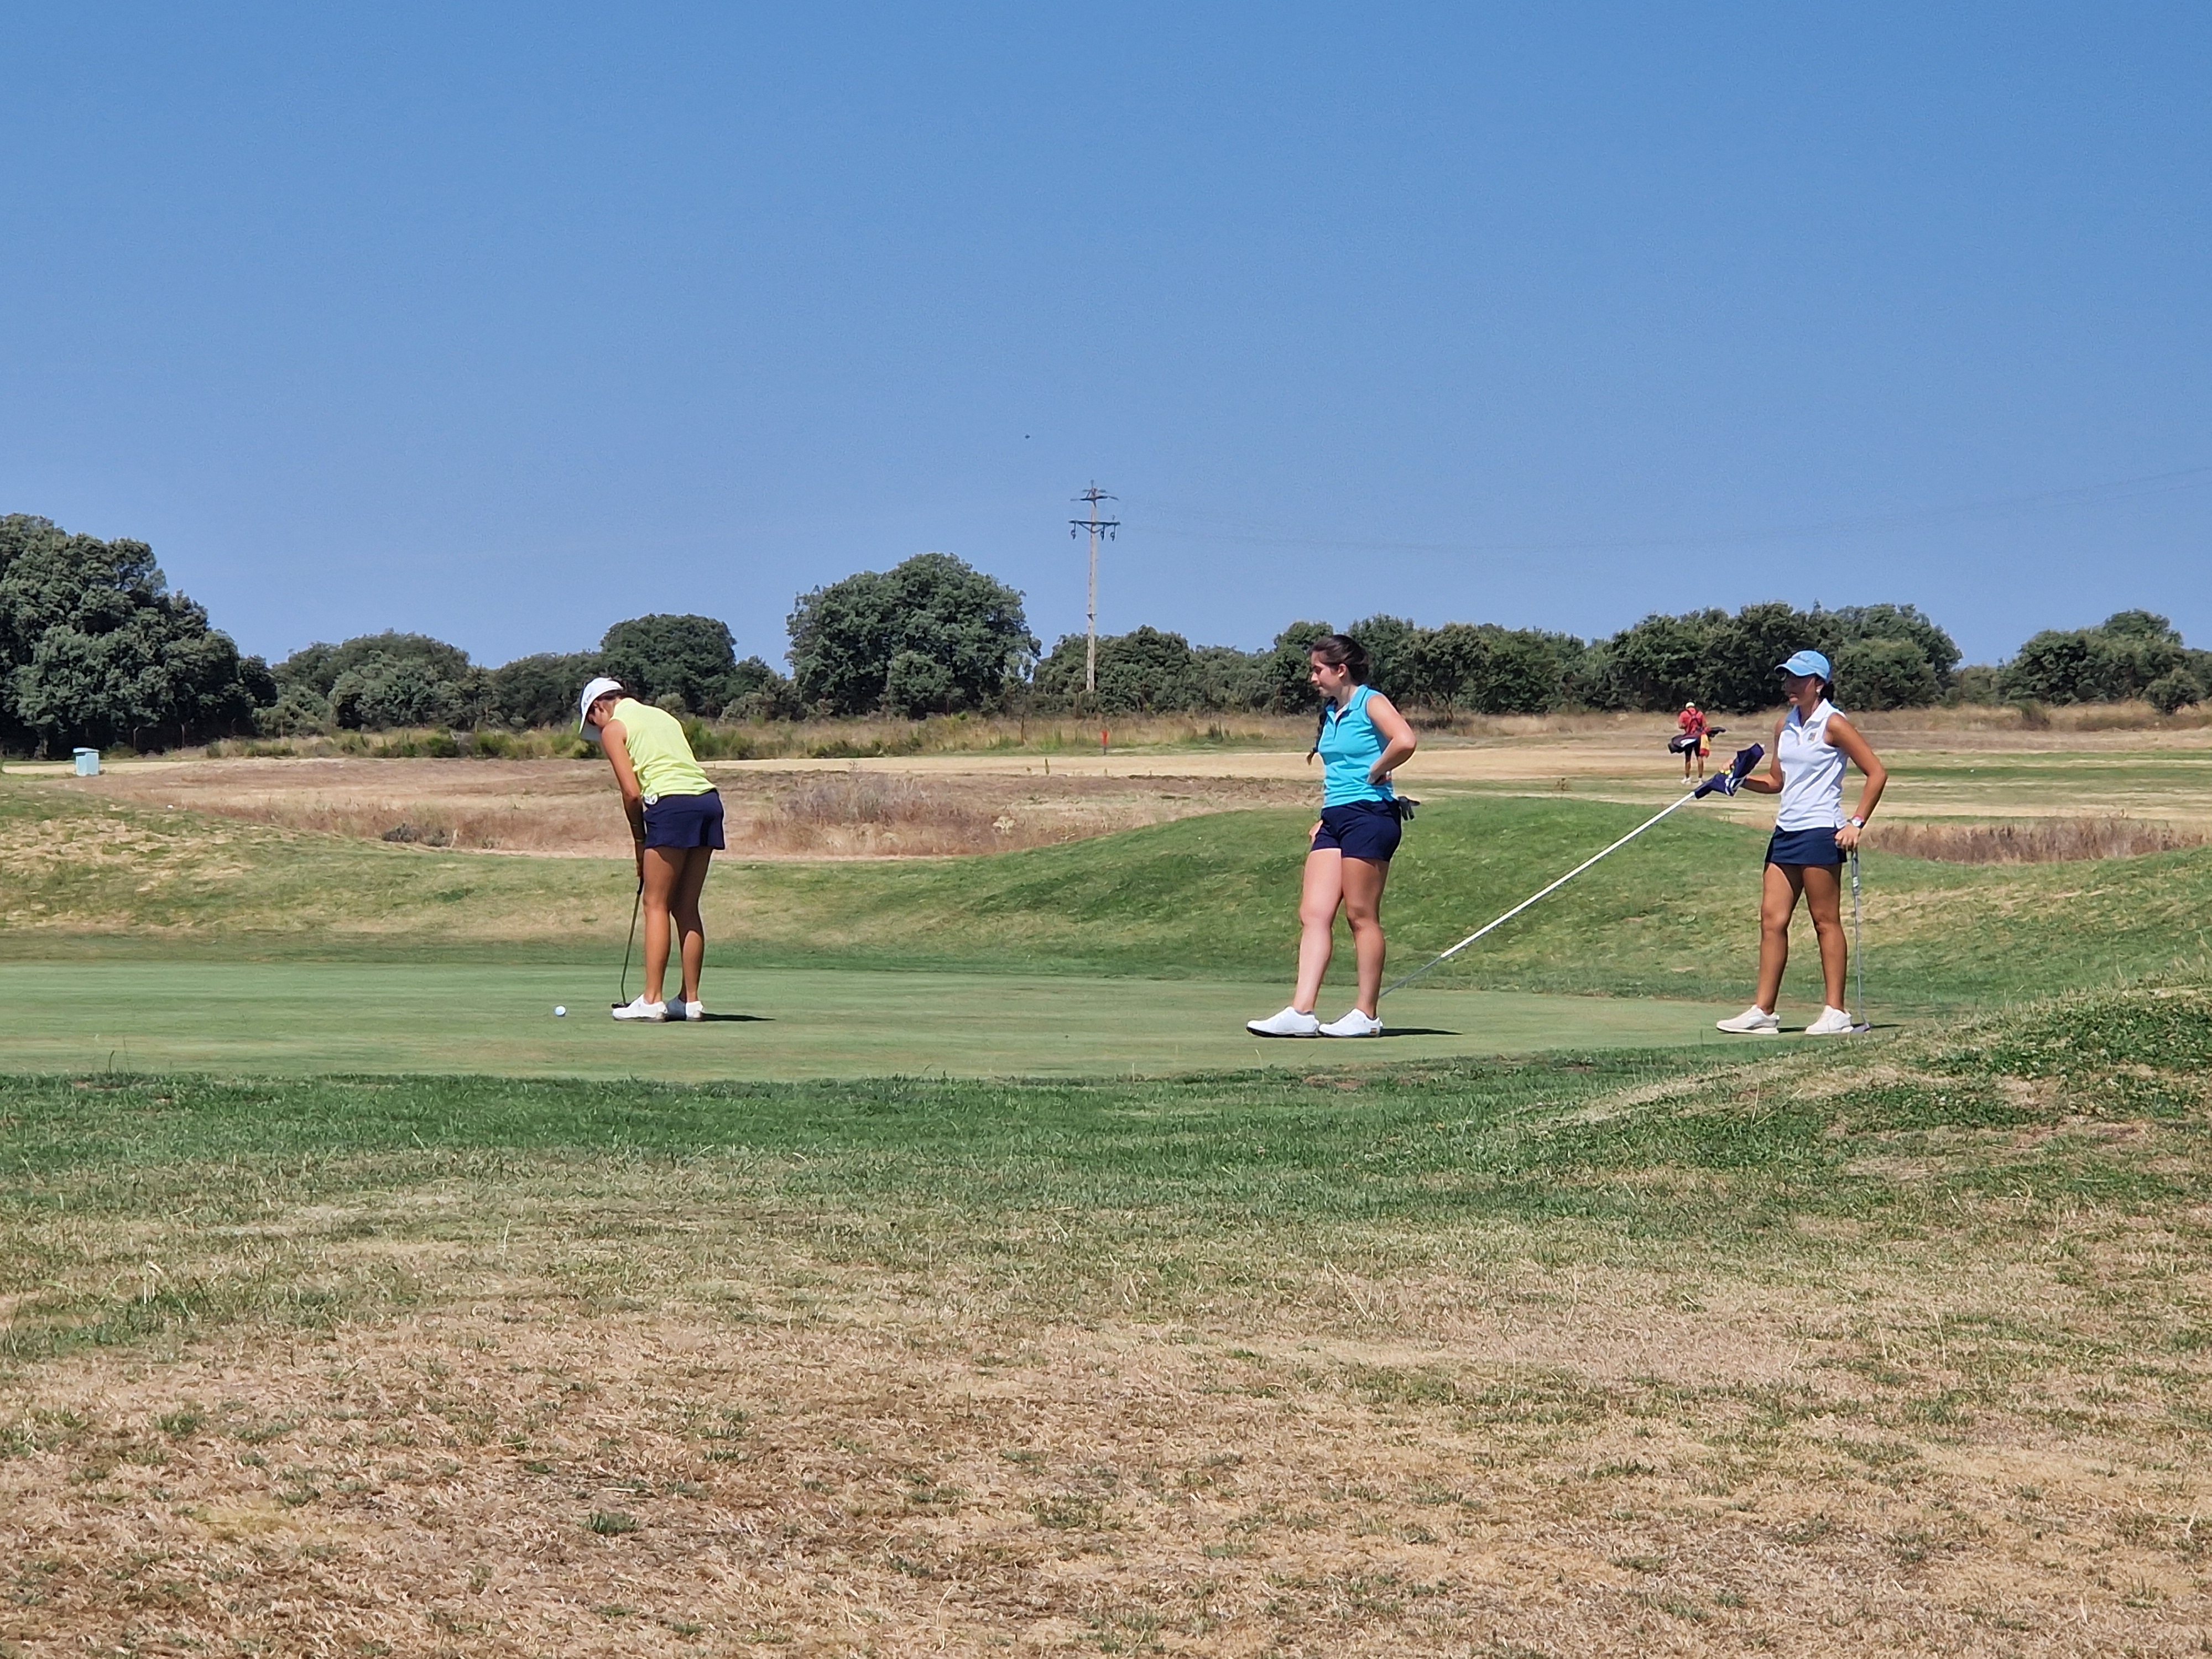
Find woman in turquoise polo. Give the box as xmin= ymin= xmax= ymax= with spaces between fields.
xmin=1248 ymin=633 xmax=1418 ymax=1039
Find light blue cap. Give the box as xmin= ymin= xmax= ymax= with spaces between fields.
xmin=1777 ymin=649 xmax=1832 ymax=681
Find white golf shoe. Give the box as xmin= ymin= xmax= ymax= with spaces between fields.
xmin=612 ymin=995 xmax=668 ymax=1022
xmin=1803 ymin=1006 xmax=1856 ymax=1036
xmin=1247 ymin=1006 xmax=1322 ymax=1037
xmin=681 ymin=1000 xmax=705 ymax=1021
xmin=1320 ymin=1009 xmax=1384 ymax=1038
xmin=1715 ymin=1006 xmax=1781 ymax=1035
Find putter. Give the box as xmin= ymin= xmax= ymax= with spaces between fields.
xmin=1849 ymin=848 xmax=1871 ymax=1032
xmin=1384 ymin=744 xmax=1763 ymax=998
xmin=614 ymin=875 xmax=643 ymax=1011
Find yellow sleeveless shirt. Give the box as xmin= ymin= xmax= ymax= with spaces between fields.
xmin=611 ymin=698 xmax=713 ymax=801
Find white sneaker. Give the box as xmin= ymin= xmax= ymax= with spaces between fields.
xmin=1716 ymin=1006 xmax=1781 ymax=1035
xmin=1804 ymin=1006 xmax=1855 ymax=1036
xmin=681 ymin=1000 xmax=705 ymax=1022
xmin=612 ymin=995 xmax=668 ymax=1022
xmin=1320 ymin=1009 xmax=1384 ymax=1039
xmin=1247 ymin=1006 xmax=1321 ymax=1037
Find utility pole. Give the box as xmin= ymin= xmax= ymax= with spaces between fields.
xmin=1069 ymin=484 xmax=1119 ymax=696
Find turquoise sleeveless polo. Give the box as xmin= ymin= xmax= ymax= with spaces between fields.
xmin=1318 ymin=685 xmax=1396 ymax=807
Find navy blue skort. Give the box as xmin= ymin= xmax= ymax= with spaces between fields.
xmin=1312 ymin=800 xmax=1403 ymax=862
xmin=1766 ymin=825 xmax=1843 ymax=868
xmin=643 ymin=790 xmax=726 ymax=851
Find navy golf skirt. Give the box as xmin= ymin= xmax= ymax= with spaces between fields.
xmin=1313 ymin=800 xmax=1403 ymax=862
xmin=643 ymin=790 xmax=726 ymax=851
xmin=1766 ymin=825 xmax=1844 ymax=868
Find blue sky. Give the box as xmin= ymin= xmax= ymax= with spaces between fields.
xmin=2 ymin=3 xmax=2206 ymax=669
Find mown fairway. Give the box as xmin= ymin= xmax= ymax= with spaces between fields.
xmin=0 ymin=962 xmax=1748 ymax=1079
xmin=3 ymin=760 xmax=2211 ymax=1654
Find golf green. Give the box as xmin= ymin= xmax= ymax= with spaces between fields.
xmin=0 ymin=962 xmax=1766 ymax=1079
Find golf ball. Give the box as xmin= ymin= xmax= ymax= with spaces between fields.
xmin=554 ymin=1005 xmax=567 ymax=1017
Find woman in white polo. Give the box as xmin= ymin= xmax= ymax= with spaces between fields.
xmin=1716 ymin=649 xmax=1887 ymax=1037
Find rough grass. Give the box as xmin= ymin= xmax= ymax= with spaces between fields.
xmin=1871 ymin=815 xmax=2206 ymax=863
xmin=3 ymin=987 xmax=2210 ymax=1653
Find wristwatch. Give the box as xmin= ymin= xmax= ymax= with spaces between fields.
xmin=1846 ymin=815 xmax=1865 ymax=828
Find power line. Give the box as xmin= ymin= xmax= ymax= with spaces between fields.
xmin=1125 ymin=461 xmax=2212 ymax=562
xmin=1070 ymin=484 xmax=1119 ymax=695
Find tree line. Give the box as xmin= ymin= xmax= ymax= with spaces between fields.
xmin=1 ymin=513 xmax=2204 ymax=752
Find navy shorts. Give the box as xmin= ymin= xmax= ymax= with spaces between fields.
xmin=1313 ymin=801 xmax=1403 ymax=862
xmin=1766 ymin=825 xmax=1843 ymax=868
xmin=643 ymin=790 xmax=726 ymax=851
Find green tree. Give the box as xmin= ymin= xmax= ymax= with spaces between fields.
xmin=721 ymin=655 xmax=799 ymax=720
xmin=274 ymin=631 xmax=482 ymax=732
xmin=1834 ymin=635 xmax=1940 ymax=710
xmin=1264 ymin=621 xmax=1336 ymax=712
xmin=1407 ymin=623 xmax=1489 ymax=709
xmin=274 ymin=631 xmax=472 ymax=697
xmin=2001 ymin=611 xmax=2188 ymax=705
xmin=1825 ymin=604 xmax=1960 ymax=691
xmin=0 ymin=514 xmax=269 ymax=753
xmin=2147 ymin=670 xmax=2201 ymax=716
xmin=487 ymin=651 xmax=603 ymax=729
xmin=1469 ymin=629 xmax=1574 ymax=714
xmin=1034 ymin=626 xmax=1204 ymax=713
xmin=787 ymin=553 xmax=1035 ymax=716
xmin=1594 ymin=601 xmax=1954 ymax=712
xmin=1342 ymin=615 xmax=1422 ymax=702
xmin=1600 ymin=610 xmax=1726 ymax=711
xmin=1192 ymin=645 xmax=1271 ymax=711
xmin=597 ymin=614 xmax=737 ymax=715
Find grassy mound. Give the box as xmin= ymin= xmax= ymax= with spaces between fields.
xmin=7 ymin=778 xmax=2211 ymax=1006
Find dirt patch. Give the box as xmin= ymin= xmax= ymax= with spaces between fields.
xmin=43 ymin=759 xmax=1315 ymax=859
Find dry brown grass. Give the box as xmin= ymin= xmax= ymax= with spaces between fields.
xmin=5 ymin=1239 xmax=2205 ymax=1656
xmin=1871 ymin=816 xmax=2208 ymax=863
xmin=49 ymin=758 xmax=1312 ymax=859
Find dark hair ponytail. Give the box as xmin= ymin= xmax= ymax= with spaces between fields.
xmin=1305 ymin=633 xmax=1373 ymax=760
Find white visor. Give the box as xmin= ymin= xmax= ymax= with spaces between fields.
xmin=576 ymin=676 xmax=625 ymax=735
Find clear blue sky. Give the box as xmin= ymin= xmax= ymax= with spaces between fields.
xmin=3 ymin=3 xmax=2206 ymax=670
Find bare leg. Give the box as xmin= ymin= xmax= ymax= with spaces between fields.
xmin=640 ymin=846 xmax=688 ymax=1005
xmin=1801 ymin=864 xmax=1848 ymax=1010
xmin=1340 ymin=856 xmax=1391 ymax=1016
xmin=1752 ymin=862 xmax=1805 ymax=1014
xmin=1291 ymin=849 xmax=1346 ymax=1013
xmin=671 ymin=847 xmax=713 ymax=1003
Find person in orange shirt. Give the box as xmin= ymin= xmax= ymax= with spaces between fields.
xmin=1674 ymin=702 xmax=1710 ymax=781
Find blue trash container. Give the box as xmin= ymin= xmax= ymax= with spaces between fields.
xmin=73 ymin=748 xmax=100 ymax=777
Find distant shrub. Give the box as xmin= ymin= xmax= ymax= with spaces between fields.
xmin=789 ymin=552 xmax=1035 ymax=716
xmin=598 ymin=614 xmax=737 ymax=714
xmin=1835 ymin=635 xmax=1940 ymax=711
xmin=2148 ymin=670 xmax=2201 ymax=716
xmin=2000 ymin=611 xmax=2188 ymax=705
xmin=487 ymin=651 xmax=600 ymax=729
xmin=1947 ymin=664 xmax=2002 ymax=705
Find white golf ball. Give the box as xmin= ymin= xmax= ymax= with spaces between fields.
xmin=554 ymin=1005 xmax=567 ymax=1017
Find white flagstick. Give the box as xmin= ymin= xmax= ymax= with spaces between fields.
xmin=1382 ymin=787 xmax=1704 ymax=999
xmin=1850 ymin=848 xmax=1870 ymax=1032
